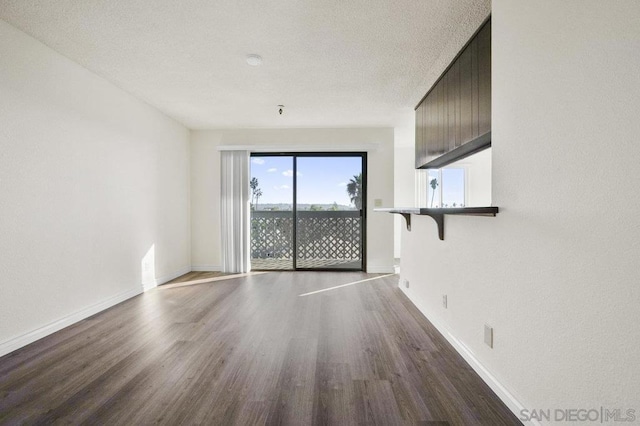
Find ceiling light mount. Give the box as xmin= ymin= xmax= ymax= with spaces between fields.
xmin=246 ymin=54 xmax=263 ymax=66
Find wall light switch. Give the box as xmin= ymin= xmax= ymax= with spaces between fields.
xmin=442 ymin=295 xmax=448 ymax=309
xmin=484 ymin=325 xmax=493 ymax=348
xmin=374 ymin=198 xmax=383 ymax=207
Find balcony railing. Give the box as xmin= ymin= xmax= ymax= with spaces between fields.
xmin=251 ymin=210 xmax=362 ymax=269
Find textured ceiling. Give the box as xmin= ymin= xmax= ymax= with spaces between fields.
xmin=0 ymin=0 xmax=490 ymax=129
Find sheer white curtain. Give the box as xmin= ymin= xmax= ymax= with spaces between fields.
xmin=220 ymin=150 xmax=251 ymax=273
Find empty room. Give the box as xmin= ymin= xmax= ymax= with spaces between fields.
xmin=1 ymin=1 xmax=639 ymax=425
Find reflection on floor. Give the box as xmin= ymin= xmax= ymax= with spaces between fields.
xmin=164 ymin=271 xmax=232 ymax=284
xmin=161 ymin=271 xmax=267 ymax=290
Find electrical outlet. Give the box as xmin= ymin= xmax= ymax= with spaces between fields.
xmin=403 ymin=279 xmax=410 ymax=288
xmin=442 ymin=294 xmax=447 ymax=308
xmin=374 ymin=198 xmax=383 ymax=207
xmin=484 ymin=325 xmax=493 ymax=348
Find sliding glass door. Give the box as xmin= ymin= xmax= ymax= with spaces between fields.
xmin=249 ymin=155 xmax=294 ymax=270
xmin=250 ymin=153 xmax=366 ymax=271
xmin=295 ymin=155 xmax=364 ymax=270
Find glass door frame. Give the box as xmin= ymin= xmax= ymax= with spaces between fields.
xmin=250 ymin=151 xmax=367 ymax=272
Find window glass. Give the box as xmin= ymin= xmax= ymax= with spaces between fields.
xmin=427 ymin=170 xmax=441 ymax=208
xmin=426 ymin=168 xmax=465 ymax=208
xmin=441 ymin=168 xmax=465 ymax=207
xmin=420 ymin=148 xmax=491 ymax=208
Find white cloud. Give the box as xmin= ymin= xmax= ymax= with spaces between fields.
xmin=267 ymin=168 xmax=277 ymax=173
xmin=251 ymin=158 xmax=265 ymax=165
xmin=337 ymin=182 xmax=347 ymax=187
xmin=282 ymin=170 xmax=302 ymax=177
xmin=274 ymin=185 xmax=290 ymax=190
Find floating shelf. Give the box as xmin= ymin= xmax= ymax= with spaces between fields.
xmin=374 ymin=207 xmax=499 ymax=240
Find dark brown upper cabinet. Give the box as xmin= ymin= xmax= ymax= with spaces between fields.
xmin=415 ymin=18 xmax=491 ymax=169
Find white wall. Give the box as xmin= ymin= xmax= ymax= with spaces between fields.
xmin=190 ymin=131 xmax=223 ymax=270
xmin=0 ymin=20 xmax=191 ymax=356
xmin=448 ymin=148 xmax=492 ymax=207
xmin=463 ymin=148 xmax=491 ymax=207
xmin=400 ymin=1 xmax=640 ymax=422
xmin=191 ymin=128 xmax=395 ymax=273
xmin=393 ymin=115 xmax=416 ymax=259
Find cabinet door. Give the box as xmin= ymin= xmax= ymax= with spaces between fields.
xmin=415 ymin=19 xmax=491 ymax=169
xmin=415 ymin=103 xmax=423 ymax=168
xmin=477 ymin=21 xmax=491 ymax=135
xmin=426 ymin=90 xmax=436 ymax=163
xmin=447 ymin=61 xmax=459 ymax=152
xmin=437 ymin=78 xmax=445 ymax=156
xmin=459 ymin=43 xmax=474 ymax=145
xmin=429 ymin=81 xmax=440 ymax=160
xmin=470 ymin=35 xmax=480 ymax=139
xmin=422 ymin=96 xmax=428 ymax=163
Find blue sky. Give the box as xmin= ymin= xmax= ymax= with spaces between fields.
xmin=250 ymin=156 xmax=362 ymax=206
xmin=428 ymin=168 xmax=465 ymax=207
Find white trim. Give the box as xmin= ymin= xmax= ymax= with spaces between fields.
xmin=191 ymin=265 xmax=221 ymax=272
xmin=415 ymin=169 xmax=428 ymax=207
xmin=0 ymin=288 xmax=141 ymax=358
xmin=366 ymin=264 xmax=395 ymax=274
xmin=398 ymin=285 xmax=538 ymax=426
xmin=156 ymin=266 xmax=192 ymax=284
xmin=217 ymin=143 xmax=379 ymax=152
xmin=142 ymin=266 xmax=192 ymax=291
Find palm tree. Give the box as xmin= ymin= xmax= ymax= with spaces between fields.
xmin=429 ymin=178 xmax=439 ymax=208
xmin=254 ymin=188 xmax=262 ymax=211
xmin=346 ymin=173 xmax=362 ymax=210
xmin=250 ymin=177 xmax=260 ymax=210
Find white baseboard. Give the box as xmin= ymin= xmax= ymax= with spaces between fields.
xmin=398 ymin=285 xmax=537 ymax=426
xmin=0 ymin=287 xmax=141 ymax=358
xmin=191 ymin=265 xmax=221 ymax=272
xmin=366 ymin=264 xmax=395 ymax=274
xmin=142 ymin=266 xmax=192 ymax=291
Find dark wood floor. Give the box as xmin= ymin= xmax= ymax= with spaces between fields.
xmin=164 ymin=270 xmax=232 ymax=283
xmin=0 ymin=272 xmax=521 ymax=425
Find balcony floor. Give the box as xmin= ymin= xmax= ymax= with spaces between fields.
xmin=251 ymin=258 xmax=361 ymax=270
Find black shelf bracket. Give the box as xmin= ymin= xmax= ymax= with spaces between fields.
xmin=424 ymin=213 xmax=445 ymax=240
xmin=375 ymin=207 xmax=499 ymax=241
xmin=399 ymin=213 xmax=411 ymax=231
